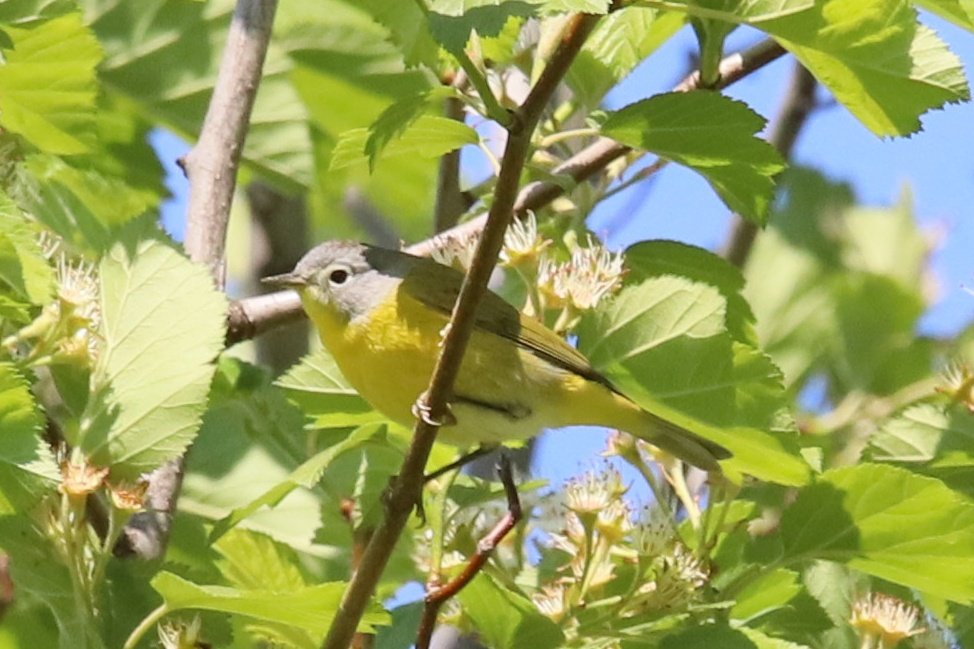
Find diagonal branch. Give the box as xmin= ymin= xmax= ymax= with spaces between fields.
xmin=320 ymin=13 xmax=600 ymax=649
xmin=226 ymin=38 xmax=788 ymax=344
xmin=120 ymin=0 xmax=279 ymax=561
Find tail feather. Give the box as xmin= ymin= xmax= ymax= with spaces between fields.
xmin=640 ymin=412 xmax=730 ymax=472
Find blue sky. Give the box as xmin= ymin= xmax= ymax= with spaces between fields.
xmin=155 ymin=14 xmax=974 ymax=491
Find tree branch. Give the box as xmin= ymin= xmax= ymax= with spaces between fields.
xmin=227 ymin=38 xmax=788 ymax=344
xmin=416 ymin=457 xmax=522 ymax=649
xmin=434 ymin=72 xmax=469 ymax=234
xmin=119 ymin=0 xmax=279 ymax=560
xmin=723 ymin=61 xmax=817 ymax=267
xmin=320 ymin=13 xmax=600 ymax=649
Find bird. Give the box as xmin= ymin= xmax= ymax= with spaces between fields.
xmin=263 ymin=241 xmax=730 ymax=471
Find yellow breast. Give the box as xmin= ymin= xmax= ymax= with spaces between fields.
xmin=303 ymin=288 xmax=443 ymax=426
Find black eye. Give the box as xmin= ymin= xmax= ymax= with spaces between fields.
xmin=328 ymin=268 xmax=349 ymax=285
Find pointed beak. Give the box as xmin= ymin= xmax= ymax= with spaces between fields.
xmin=261 ymin=272 xmax=307 ymax=289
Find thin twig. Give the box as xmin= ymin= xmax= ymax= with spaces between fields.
xmin=227 ymin=38 xmax=789 ymax=344
xmin=119 ymin=0 xmax=279 ymax=561
xmin=416 ymin=456 xmax=522 ymax=649
xmin=724 ymin=62 xmax=817 ymax=267
xmin=320 ymin=14 xmax=599 ymax=649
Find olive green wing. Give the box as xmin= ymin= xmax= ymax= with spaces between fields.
xmin=401 ymin=257 xmax=614 ymax=390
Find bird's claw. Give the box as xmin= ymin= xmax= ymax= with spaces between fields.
xmin=411 ymin=393 xmax=457 ymax=427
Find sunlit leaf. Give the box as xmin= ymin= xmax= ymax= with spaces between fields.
xmin=0 ymin=12 xmax=101 ymax=154
xmin=578 ymin=275 xmax=808 ymax=485
xmin=331 ymin=116 xmax=478 ymax=171
xmin=625 ymin=240 xmax=756 ymax=345
xmin=209 ymin=424 xmax=381 ymax=541
xmin=762 ymin=0 xmax=970 ymax=136
xmin=427 ymin=0 xmax=537 ymax=56
xmin=151 ymin=571 xmax=388 ymax=638
xmin=276 ymin=349 xmax=387 ymax=430
xmin=0 ymin=194 xmax=53 ymax=304
xmin=88 ymin=0 xmax=312 ymax=190
xmin=568 ymin=7 xmax=684 ymax=108
xmin=459 ymin=573 xmax=564 ymax=649
xmin=81 ymin=235 xmax=227 ymax=477
xmin=0 ymin=362 xmax=58 ymax=508
xmin=780 ymin=463 xmax=974 ymax=601
xmin=915 ymin=0 xmax=974 ymax=32
xmin=602 ymin=92 xmax=785 ymax=223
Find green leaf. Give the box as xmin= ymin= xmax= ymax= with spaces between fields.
xmin=869 ymin=402 xmax=974 ymax=496
xmin=291 ymin=47 xmax=440 ymax=239
xmin=330 ymin=116 xmax=478 ymax=171
xmin=656 ymin=0 xmax=814 ymax=23
xmin=624 ymin=240 xmax=756 ymax=345
xmin=731 ymin=568 xmax=803 ymax=623
xmin=577 ymin=276 xmax=808 ymax=485
xmin=568 ymin=7 xmax=684 ymax=108
xmin=89 ymin=0 xmax=312 ymax=191
xmin=780 ymin=463 xmax=974 ymax=602
xmin=915 ymin=0 xmax=974 ymax=32
xmin=209 ymin=424 xmax=381 ymax=542
xmin=761 ymin=0 xmax=970 ymax=136
xmin=151 ymin=571 xmax=388 ymax=638
xmin=0 ymin=516 xmax=88 ymax=649
xmin=214 ymin=529 xmax=319 ymax=649
xmin=427 ymin=1 xmax=537 ymax=56
xmin=602 ymin=92 xmax=785 ymax=223
xmin=81 ymin=235 xmax=227 ymax=478
xmin=276 ymin=349 xmax=387 ymax=430
xmin=365 ymin=87 xmax=462 ymax=170
xmin=0 ymin=362 xmax=58 ymax=507
xmin=659 ymin=624 xmax=763 ymax=648
xmin=0 ymin=12 xmax=101 ymax=154
xmin=181 ymin=358 xmax=326 ymax=550
xmin=0 ymin=194 xmax=53 ymax=303
xmin=30 ymin=155 xmax=155 ymax=227
xmin=358 ymin=0 xmax=440 ymax=68
xmin=375 ymin=603 xmax=423 ymax=649
xmin=743 ymin=170 xmax=931 ymax=392
xmin=459 ymin=573 xmax=564 ymax=649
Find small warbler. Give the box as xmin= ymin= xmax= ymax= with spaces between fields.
xmin=264 ymin=241 xmax=730 ymax=471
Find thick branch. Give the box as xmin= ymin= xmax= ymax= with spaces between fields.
xmin=120 ymin=0 xmax=279 ymax=561
xmin=724 ymin=61 xmax=817 ymax=267
xmin=320 ymin=14 xmax=600 ymax=649
xmin=227 ymin=38 xmax=788 ymax=343
xmin=182 ymin=0 xmax=278 ymax=281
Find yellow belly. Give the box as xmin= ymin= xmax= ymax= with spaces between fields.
xmin=303 ymin=287 xmax=646 ymax=446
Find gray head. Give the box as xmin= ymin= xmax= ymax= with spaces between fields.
xmin=263 ymin=241 xmax=415 ymax=322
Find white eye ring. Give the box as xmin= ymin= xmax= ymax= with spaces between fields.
xmin=327 ymin=266 xmax=350 ymax=286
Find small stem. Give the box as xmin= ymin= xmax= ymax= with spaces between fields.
xmin=427 ymin=466 xmax=462 ymax=584
xmin=123 ymin=604 xmax=169 ymax=649
xmin=594 ymin=157 xmax=668 ymax=206
xmin=477 ymin=139 xmax=502 ymax=176
xmin=538 ymin=127 xmax=600 ymax=148
xmin=415 ymin=456 xmax=522 ymax=649
xmin=455 ymin=53 xmax=513 ymax=127
xmin=622 ymin=451 xmax=677 ymax=525
xmin=666 ymin=464 xmax=701 ymax=530
xmin=410 ymin=0 xmax=511 ymax=127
